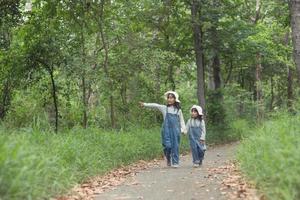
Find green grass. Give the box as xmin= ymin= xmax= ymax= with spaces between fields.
xmin=0 ymin=116 xmax=250 ymax=200
xmin=237 ymin=114 xmax=300 ymax=200
xmin=205 ymin=118 xmax=252 ymax=144
xmin=0 ymin=127 xmax=190 ymax=200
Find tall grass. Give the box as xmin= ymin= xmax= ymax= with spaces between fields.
xmin=205 ymin=118 xmax=252 ymax=144
xmin=0 ymin=127 xmax=190 ymax=200
xmin=237 ymin=114 xmax=300 ymax=200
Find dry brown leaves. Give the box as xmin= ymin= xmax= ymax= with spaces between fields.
xmin=56 ymin=159 xmax=160 ymax=200
xmin=207 ymin=162 xmax=265 ymax=200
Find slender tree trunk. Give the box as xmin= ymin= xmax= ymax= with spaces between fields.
xmin=155 ymin=64 xmax=161 ymax=100
xmin=48 ymin=66 xmax=58 ymax=133
xmin=255 ymin=53 xmax=263 ymax=121
xmin=167 ymin=65 xmax=176 ymax=90
xmin=289 ymin=0 xmax=300 ymax=83
xmin=191 ymin=0 xmax=205 ymax=110
xmin=0 ymin=80 xmax=11 ymax=119
xmin=285 ymin=31 xmax=293 ymax=111
xmin=254 ymin=0 xmax=264 ymax=122
xmin=98 ymin=0 xmax=115 ymax=128
xmin=80 ymin=28 xmax=88 ymax=128
xmin=287 ymin=67 xmax=293 ymax=110
xmin=225 ymin=57 xmax=233 ymax=85
xmin=212 ymin=53 xmax=221 ymax=89
xmin=81 ymin=74 xmax=88 ymax=128
xmin=211 ymin=1 xmax=222 ymax=90
xmin=155 ymin=64 xmax=162 ymax=122
xmin=270 ymin=77 xmax=274 ymax=111
xmin=162 ymin=0 xmax=175 ymax=90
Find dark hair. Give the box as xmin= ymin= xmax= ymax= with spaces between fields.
xmin=166 ymin=93 xmax=181 ymax=110
xmin=191 ymin=108 xmax=203 ymax=121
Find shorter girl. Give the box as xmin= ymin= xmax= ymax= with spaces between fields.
xmin=186 ymin=105 xmax=206 ymax=167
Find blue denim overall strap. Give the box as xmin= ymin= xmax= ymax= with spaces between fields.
xmin=161 ymin=106 xmax=181 ymax=165
xmin=188 ymin=124 xmax=205 ymax=164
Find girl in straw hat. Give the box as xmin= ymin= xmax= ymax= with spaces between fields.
xmin=140 ymin=91 xmax=186 ymax=168
xmin=186 ymin=105 xmax=206 ymax=167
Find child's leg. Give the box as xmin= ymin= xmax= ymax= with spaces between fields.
xmin=198 ymin=144 xmax=205 ymax=164
xmin=191 ymin=144 xmax=200 ymax=164
xmin=163 ymin=145 xmax=171 ymax=165
xmin=171 ymin=133 xmax=180 ymax=165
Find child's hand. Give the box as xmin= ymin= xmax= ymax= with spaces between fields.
xmin=139 ymin=101 xmax=144 ymax=108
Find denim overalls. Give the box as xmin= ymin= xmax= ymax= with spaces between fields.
xmin=188 ymin=121 xmax=205 ymax=164
xmin=161 ymin=107 xmax=181 ymax=165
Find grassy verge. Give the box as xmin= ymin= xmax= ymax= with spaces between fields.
xmin=0 ymin=127 xmax=191 ymax=200
xmin=237 ymin=114 xmax=300 ymax=200
xmin=206 ymin=118 xmax=253 ymax=144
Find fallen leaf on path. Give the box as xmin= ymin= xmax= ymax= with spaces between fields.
xmin=56 ymin=159 xmax=159 ymax=200
xmin=208 ymin=161 xmax=261 ymax=200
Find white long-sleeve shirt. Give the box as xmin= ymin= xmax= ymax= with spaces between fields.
xmin=143 ymin=103 xmax=186 ymax=133
xmin=186 ymin=118 xmax=206 ymax=141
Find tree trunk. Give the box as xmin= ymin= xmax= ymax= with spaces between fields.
xmin=287 ymin=67 xmax=293 ymax=111
xmin=155 ymin=64 xmax=162 ymax=122
xmin=48 ymin=66 xmax=59 ymax=133
xmin=255 ymin=52 xmax=263 ymax=121
xmin=285 ymin=31 xmax=293 ymax=111
xmin=254 ymin=0 xmax=263 ymax=122
xmin=98 ymin=0 xmax=115 ymax=128
xmin=162 ymin=0 xmax=175 ymax=90
xmin=80 ymin=26 xmax=88 ymax=128
xmin=270 ymin=77 xmax=274 ymax=111
xmin=211 ymin=1 xmax=222 ymax=90
xmin=167 ymin=65 xmax=176 ymax=90
xmin=289 ymin=0 xmax=300 ymax=83
xmin=0 ymin=80 xmax=11 ymax=119
xmin=191 ymin=0 xmax=205 ymax=110
xmin=212 ymin=53 xmax=221 ymax=89
xmin=81 ymin=75 xmax=88 ymax=128
xmin=224 ymin=57 xmax=233 ymax=85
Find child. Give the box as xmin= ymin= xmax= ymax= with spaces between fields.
xmin=139 ymin=91 xmax=186 ymax=168
xmin=186 ymin=105 xmax=206 ymax=167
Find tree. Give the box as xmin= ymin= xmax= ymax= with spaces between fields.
xmin=191 ymin=0 xmax=206 ymax=110
xmin=289 ymin=0 xmax=300 ymax=84
xmin=0 ymin=0 xmax=22 ymax=119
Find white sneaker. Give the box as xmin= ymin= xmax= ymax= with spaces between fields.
xmin=193 ymin=164 xmax=199 ymax=168
xmin=171 ymin=164 xmax=179 ymax=168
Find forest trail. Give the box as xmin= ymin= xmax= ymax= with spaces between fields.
xmin=63 ymin=143 xmax=260 ymax=200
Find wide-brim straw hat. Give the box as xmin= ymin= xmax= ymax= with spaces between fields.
xmin=164 ymin=91 xmax=180 ymax=103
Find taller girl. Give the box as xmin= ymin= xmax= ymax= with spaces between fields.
xmin=140 ymin=91 xmax=186 ymax=168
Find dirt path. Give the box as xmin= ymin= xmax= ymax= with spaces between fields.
xmin=91 ymin=143 xmax=258 ymax=200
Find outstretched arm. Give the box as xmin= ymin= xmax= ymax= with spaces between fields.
xmin=139 ymin=102 xmax=166 ymax=114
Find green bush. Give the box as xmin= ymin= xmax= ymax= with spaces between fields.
xmin=0 ymin=127 xmax=190 ymax=200
xmin=227 ymin=118 xmax=252 ymax=140
xmin=237 ymin=114 xmax=300 ymax=200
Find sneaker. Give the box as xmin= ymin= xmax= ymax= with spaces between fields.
xmin=193 ymin=163 xmax=199 ymax=168
xmin=167 ymin=160 xmax=171 ymax=166
xmin=171 ymin=164 xmax=179 ymax=168
xmin=199 ymin=160 xmax=203 ymax=166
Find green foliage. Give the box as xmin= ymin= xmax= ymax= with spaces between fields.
xmin=206 ymin=89 xmax=226 ymax=125
xmin=0 ymin=127 xmax=190 ymax=200
xmin=237 ymin=114 xmax=300 ymax=200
